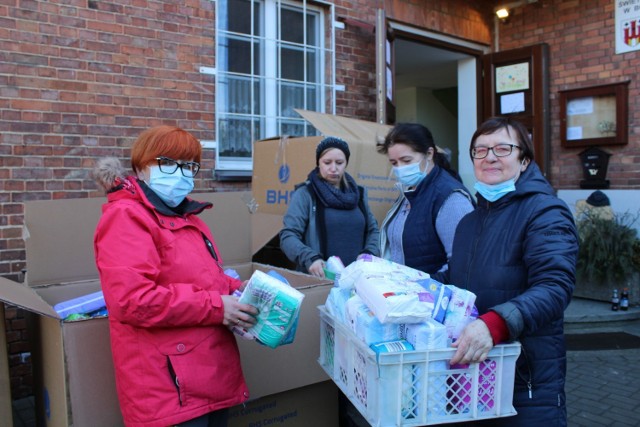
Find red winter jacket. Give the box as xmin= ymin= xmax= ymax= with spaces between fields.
xmin=94 ymin=177 xmax=249 ymax=427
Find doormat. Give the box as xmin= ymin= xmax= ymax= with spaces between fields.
xmin=565 ymin=332 xmax=640 ymax=351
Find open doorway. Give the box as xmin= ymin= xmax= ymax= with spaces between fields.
xmin=390 ymin=34 xmax=486 ymax=189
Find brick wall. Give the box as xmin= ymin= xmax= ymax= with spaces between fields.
xmin=497 ymin=0 xmax=640 ymax=188
xmin=0 ymin=0 xmax=239 ymax=401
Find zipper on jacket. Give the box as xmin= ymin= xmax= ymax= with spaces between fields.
xmin=465 ymin=208 xmax=491 ymax=288
xmin=516 ymin=345 xmax=533 ymax=399
xmin=202 ymin=232 xmax=223 ymax=271
xmin=167 ymin=356 xmax=183 ymax=406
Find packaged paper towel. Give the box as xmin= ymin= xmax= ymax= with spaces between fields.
xmin=238 ymin=270 xmax=304 ymax=348
xmin=338 ymin=254 xmax=429 ymax=290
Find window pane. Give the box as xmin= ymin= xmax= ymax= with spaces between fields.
xmin=218 ymin=34 xmax=257 ymax=75
xmin=280 ymin=81 xmax=304 ymax=118
xmin=218 ymin=74 xmax=260 ymax=114
xmin=281 ymin=7 xmax=316 ymax=45
xmin=306 ymin=84 xmax=319 ymax=110
xmin=306 ymin=49 xmax=318 ymax=81
xmin=220 ymin=0 xmax=260 ymax=35
xmin=279 ymin=119 xmax=320 ymax=138
xmin=281 ymin=46 xmax=304 ymax=81
xmin=279 ymin=119 xmax=305 ymax=137
xmin=217 ymin=114 xmax=261 ymax=158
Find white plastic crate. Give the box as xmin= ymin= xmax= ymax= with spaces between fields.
xmin=318 ymin=306 xmax=521 ymax=426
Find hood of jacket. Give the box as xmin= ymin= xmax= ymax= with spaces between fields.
xmin=93 ymin=157 xmax=211 ymax=217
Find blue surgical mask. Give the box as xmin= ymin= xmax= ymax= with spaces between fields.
xmin=474 ymin=178 xmax=516 ymax=202
xmin=393 ymin=160 xmax=428 ymax=187
xmin=474 ymin=159 xmax=527 ymax=202
xmin=147 ymin=165 xmax=194 ymax=207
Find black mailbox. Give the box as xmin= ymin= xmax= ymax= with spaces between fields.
xmin=579 ymin=147 xmax=611 ymax=189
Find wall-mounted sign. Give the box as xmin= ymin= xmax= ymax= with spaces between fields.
xmin=495 ymin=62 xmax=529 ymax=93
xmin=559 ymin=82 xmax=629 ymax=147
xmin=615 ymin=0 xmax=640 ymax=54
xmin=500 ymin=92 xmax=525 ymax=114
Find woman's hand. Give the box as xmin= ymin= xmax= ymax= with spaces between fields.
xmin=308 ymin=259 xmax=326 ymax=278
xmin=450 ymin=319 xmax=494 ymax=365
xmin=221 ymin=295 xmax=258 ymax=328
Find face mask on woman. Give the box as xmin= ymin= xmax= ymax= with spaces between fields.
xmin=393 ymin=159 xmax=428 ymax=187
xmin=474 ymin=178 xmax=516 ymax=202
xmin=474 ymin=159 xmax=526 ymax=202
xmin=147 ymin=165 xmax=194 ymax=207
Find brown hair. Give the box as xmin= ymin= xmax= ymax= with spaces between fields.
xmin=130 ymin=125 xmax=202 ymax=174
xmin=469 ymin=117 xmax=535 ymax=162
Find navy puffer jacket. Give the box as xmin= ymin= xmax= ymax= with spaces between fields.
xmin=440 ymin=162 xmax=578 ymax=427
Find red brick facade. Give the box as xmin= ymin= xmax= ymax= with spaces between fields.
xmin=1 ymin=0 xmax=638 ymax=400
xmin=497 ymin=0 xmax=640 ymax=187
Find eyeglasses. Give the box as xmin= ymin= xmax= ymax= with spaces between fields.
xmin=155 ymin=157 xmax=200 ymax=177
xmin=471 ymin=144 xmax=521 ymax=159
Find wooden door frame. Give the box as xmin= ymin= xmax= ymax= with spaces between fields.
xmin=482 ymin=44 xmax=551 ymax=176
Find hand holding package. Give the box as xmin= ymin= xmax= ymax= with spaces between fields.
xmin=238 ymin=270 xmax=304 ymax=348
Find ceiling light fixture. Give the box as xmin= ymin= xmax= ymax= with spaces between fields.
xmin=495 ymin=0 xmax=538 ymax=23
xmin=496 ymin=8 xmax=509 ymax=20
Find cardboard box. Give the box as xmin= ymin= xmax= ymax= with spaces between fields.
xmin=252 ymin=110 xmax=397 ymax=223
xmin=0 ymin=192 xmax=333 ymax=427
xmin=228 ymin=381 xmax=338 ymax=427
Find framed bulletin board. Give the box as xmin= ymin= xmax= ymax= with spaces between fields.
xmin=559 ymin=82 xmax=629 ymax=147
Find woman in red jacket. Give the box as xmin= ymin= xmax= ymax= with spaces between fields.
xmin=93 ymin=125 xmax=257 ymax=427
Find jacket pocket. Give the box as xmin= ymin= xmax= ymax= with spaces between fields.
xmin=158 ymin=329 xmax=240 ymax=407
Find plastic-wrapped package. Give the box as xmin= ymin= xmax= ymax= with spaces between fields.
xmin=354 ymin=274 xmax=435 ymax=324
xmin=345 ymin=295 xmax=402 ymax=345
xmin=54 ymin=291 xmax=106 ymax=319
xmin=238 ymin=270 xmax=304 ymax=348
xmin=443 ymin=286 xmax=477 ymax=341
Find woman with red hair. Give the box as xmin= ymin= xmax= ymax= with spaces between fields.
xmin=94 ymin=125 xmax=257 ymax=427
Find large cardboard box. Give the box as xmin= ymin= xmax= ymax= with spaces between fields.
xmin=228 ymin=381 xmax=338 ymax=427
xmin=252 ymin=110 xmax=397 ymax=223
xmin=0 ymin=192 xmax=334 ymax=427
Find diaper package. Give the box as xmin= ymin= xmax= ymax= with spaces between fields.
xmin=346 ymin=295 xmax=402 ymax=345
xmin=400 ymin=319 xmax=448 ymax=351
xmin=238 ymin=270 xmax=305 ymax=348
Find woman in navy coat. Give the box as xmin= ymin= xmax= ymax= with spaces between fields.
xmin=435 ymin=117 xmax=578 ymax=426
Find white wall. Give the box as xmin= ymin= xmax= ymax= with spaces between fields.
xmin=396 ymin=87 xmax=458 ymax=169
xmin=558 ymin=189 xmax=640 ymax=235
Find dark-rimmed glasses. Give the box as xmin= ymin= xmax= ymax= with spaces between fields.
xmin=155 ymin=157 xmax=200 ymax=177
xmin=471 ymin=144 xmax=521 ymax=159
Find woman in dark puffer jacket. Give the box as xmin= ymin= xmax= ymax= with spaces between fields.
xmin=434 ymin=117 xmax=578 ymax=427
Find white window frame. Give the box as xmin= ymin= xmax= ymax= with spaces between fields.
xmin=213 ymin=0 xmax=337 ymax=176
